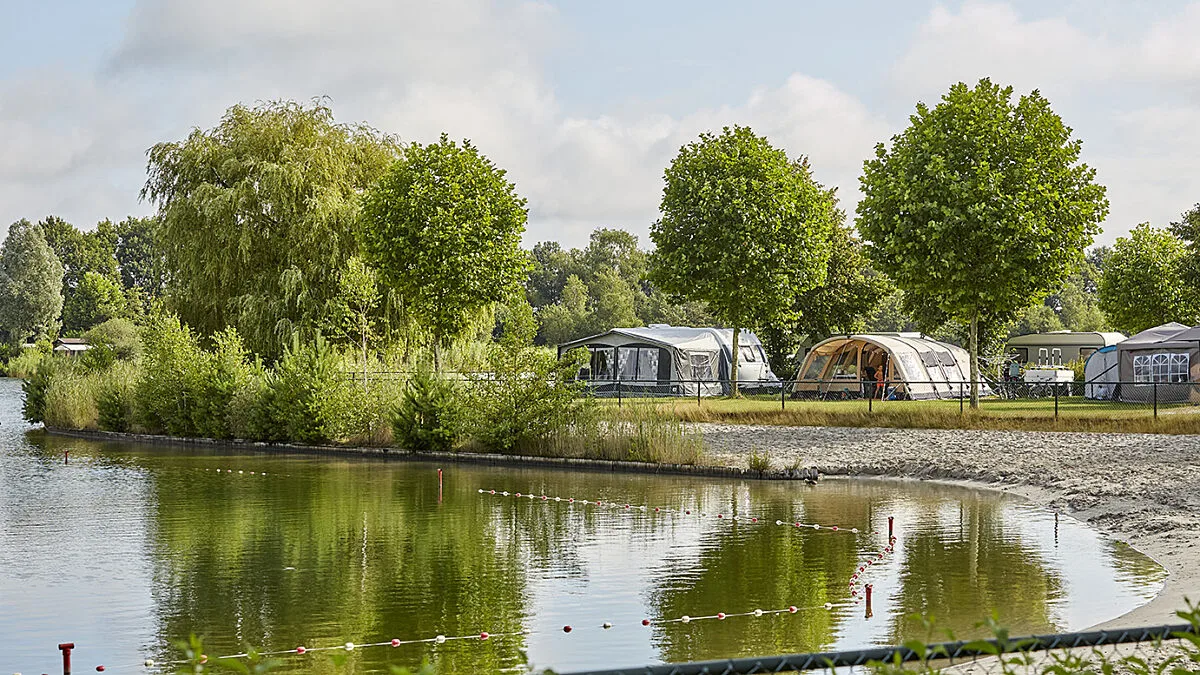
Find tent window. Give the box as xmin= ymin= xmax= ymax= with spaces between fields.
xmin=1134 ymin=353 xmax=1189 ymax=383
xmin=828 ymin=346 xmax=858 ymax=379
xmin=739 ymin=346 xmax=758 ymax=362
xmin=636 ymin=347 xmax=659 ymax=382
xmin=801 ymin=353 xmax=831 ymax=380
xmin=938 ymin=351 xmax=956 ymax=366
xmin=688 ymin=350 xmax=716 ymax=380
xmin=590 ymin=347 xmax=615 ymax=380
xmin=617 ymin=347 xmax=639 ymax=381
xmin=920 ymin=351 xmax=940 ymax=368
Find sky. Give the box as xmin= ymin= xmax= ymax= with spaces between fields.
xmin=2 ymin=0 xmax=1199 ymax=249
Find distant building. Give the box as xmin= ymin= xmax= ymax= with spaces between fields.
xmin=52 ymin=337 xmax=92 ymax=356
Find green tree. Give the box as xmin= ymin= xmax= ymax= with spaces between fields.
xmin=62 ymin=271 xmax=126 ymax=333
xmin=758 ymin=221 xmax=891 ymax=374
xmin=587 ymin=267 xmax=639 ymax=334
xmin=651 ymin=126 xmax=836 ymax=395
xmin=1099 ymin=224 xmax=1197 ymax=334
xmin=1009 ymin=303 xmax=1064 ymax=337
xmin=325 ymin=256 xmax=380 ymax=373
xmin=112 ymin=216 xmax=164 ymax=297
xmin=857 ymin=79 xmax=1108 ymax=406
xmin=142 ymin=99 xmax=400 ymax=357
xmin=538 ymin=274 xmax=592 ymax=346
xmin=361 ymin=134 xmax=530 ymax=369
xmin=0 ymin=220 xmax=65 ymax=343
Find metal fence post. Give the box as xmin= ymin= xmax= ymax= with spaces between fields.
xmin=696 ymin=379 xmax=701 ymax=407
xmin=960 ymin=383 xmax=965 ymax=416
xmin=868 ymin=388 xmax=873 ymax=413
xmin=781 ymin=381 xmax=786 ymax=411
xmin=617 ymin=381 xmax=622 ymax=408
xmin=1154 ymin=380 xmax=1158 ymax=420
xmin=1054 ymin=385 xmax=1059 ymax=420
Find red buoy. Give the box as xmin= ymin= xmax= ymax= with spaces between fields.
xmin=391 ymin=639 xmax=401 ymax=647
xmin=641 ymin=619 xmax=651 ymax=626
xmin=296 ymin=646 xmax=306 ymax=654
xmin=480 ymin=632 xmax=490 ymax=640
xmin=563 ymin=625 xmax=573 ymax=633
xmin=788 ymin=606 xmax=798 ymax=613
xmin=717 ymin=612 xmax=726 ymax=620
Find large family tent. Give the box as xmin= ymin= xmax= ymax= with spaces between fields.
xmin=791 ymin=334 xmax=990 ymax=400
xmin=557 ymin=325 xmax=780 ymax=397
xmin=1110 ymin=322 xmax=1200 ymax=403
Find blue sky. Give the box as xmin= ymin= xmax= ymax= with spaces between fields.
xmin=2 ymin=1 xmax=1199 ymax=248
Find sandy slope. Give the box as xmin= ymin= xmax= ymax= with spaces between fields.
xmin=699 ymin=423 xmax=1200 ymax=629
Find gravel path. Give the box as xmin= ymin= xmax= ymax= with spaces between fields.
xmin=699 ymin=423 xmax=1200 ymax=629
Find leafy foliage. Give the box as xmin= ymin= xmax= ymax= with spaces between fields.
xmin=858 ymin=79 xmax=1109 ymax=404
xmin=62 ymin=270 xmax=125 ymax=333
xmin=651 ymin=126 xmax=837 ymax=392
xmin=393 ymin=369 xmax=464 ymax=452
xmin=463 ymin=346 xmax=588 ymax=452
xmin=1100 ymin=223 xmax=1198 ymax=334
xmin=142 ymin=99 xmax=400 ymax=357
xmin=362 ymin=134 xmax=530 ymax=360
xmin=20 ymin=357 xmax=57 ymax=423
xmin=0 ymin=220 xmax=65 ymax=344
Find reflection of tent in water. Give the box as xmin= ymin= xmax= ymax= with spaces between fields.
xmin=557 ymin=325 xmax=779 ymax=396
xmin=792 ymin=334 xmax=989 ymax=400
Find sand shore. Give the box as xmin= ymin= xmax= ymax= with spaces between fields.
xmin=699 ymin=423 xmax=1200 ymax=630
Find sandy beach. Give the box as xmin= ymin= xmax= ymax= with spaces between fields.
xmin=699 ymin=423 xmax=1200 ymax=630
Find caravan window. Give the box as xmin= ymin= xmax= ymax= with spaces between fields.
xmin=636 ymin=347 xmax=659 ymax=382
xmin=589 ymin=347 xmax=615 ymax=380
xmin=1133 ymin=353 xmax=1189 ymax=383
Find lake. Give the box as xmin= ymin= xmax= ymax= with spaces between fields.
xmin=0 ymin=379 xmax=1164 ymax=673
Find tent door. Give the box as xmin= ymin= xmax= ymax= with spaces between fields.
xmin=657 ymin=347 xmax=671 ymax=385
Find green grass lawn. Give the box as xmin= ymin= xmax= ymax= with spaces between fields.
xmin=596 ymin=395 xmax=1200 ymax=434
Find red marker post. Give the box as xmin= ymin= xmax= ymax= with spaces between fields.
xmin=888 ymin=516 xmax=894 ymax=539
xmin=58 ymin=642 xmax=74 ymax=674
xmin=865 ymin=584 xmax=874 ymax=618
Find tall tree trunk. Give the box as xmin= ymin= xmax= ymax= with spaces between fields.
xmin=730 ymin=325 xmax=741 ymax=398
xmin=969 ymin=312 xmax=980 ymax=409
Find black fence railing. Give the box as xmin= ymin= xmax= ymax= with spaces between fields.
xmin=337 ymin=372 xmax=1200 ymax=420
xmin=560 ymin=621 xmax=1200 ymax=674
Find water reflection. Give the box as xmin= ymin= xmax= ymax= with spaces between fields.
xmin=0 ymin=380 xmax=1165 ymax=674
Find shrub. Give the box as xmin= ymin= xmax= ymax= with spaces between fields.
xmin=134 ymin=316 xmax=252 ymax=438
xmin=84 ymin=318 xmax=140 ymax=359
xmin=20 ymin=357 xmax=57 ymax=423
xmin=462 ymin=346 xmax=587 ymax=453
xmin=98 ymin=361 xmax=138 ymax=432
xmin=393 ymin=369 xmax=463 ymax=452
xmin=249 ymin=335 xmax=343 ymax=444
xmin=7 ymin=347 xmax=48 ymax=379
xmin=43 ymin=366 xmax=102 ymax=430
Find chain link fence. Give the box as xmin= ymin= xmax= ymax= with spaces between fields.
xmin=561 ymin=621 xmax=1200 ymax=674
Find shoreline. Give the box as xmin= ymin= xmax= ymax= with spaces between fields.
xmin=43 ymin=424 xmax=1193 ymax=631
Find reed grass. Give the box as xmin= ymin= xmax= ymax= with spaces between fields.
xmin=43 ymin=368 xmax=103 ymax=431
xmin=505 ymin=404 xmax=709 ymax=465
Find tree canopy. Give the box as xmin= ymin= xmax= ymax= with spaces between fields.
xmin=1099 ymin=224 xmax=1197 ymax=334
xmin=142 ymin=99 xmax=401 ymax=357
xmin=857 ymin=79 xmax=1109 ymax=404
xmin=0 ymin=220 xmax=65 ymax=344
xmin=650 ymin=126 xmax=837 ymax=393
xmin=361 ymin=134 xmax=530 ymax=364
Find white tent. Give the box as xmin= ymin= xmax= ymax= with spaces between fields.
xmin=792 ymin=334 xmax=990 ymax=400
xmin=558 ymin=325 xmax=779 ymax=396
xmin=1083 ymin=345 xmax=1119 ymax=400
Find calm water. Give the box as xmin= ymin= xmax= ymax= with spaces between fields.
xmin=0 ymin=379 xmax=1164 ymax=674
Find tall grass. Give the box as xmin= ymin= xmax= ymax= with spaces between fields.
xmin=5 ymin=348 xmax=48 ymax=379
xmin=43 ymin=367 xmax=103 ymax=430
xmin=520 ymin=405 xmax=708 ymax=465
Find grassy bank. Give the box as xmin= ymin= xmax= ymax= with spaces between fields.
xmin=22 ymin=316 xmax=707 ymax=465
xmin=608 ymin=396 xmax=1200 ymax=434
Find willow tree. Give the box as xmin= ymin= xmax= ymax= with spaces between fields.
xmin=858 ymin=79 xmax=1108 ymax=407
xmin=650 ymin=126 xmax=836 ymax=395
xmin=142 ymin=99 xmax=400 ymax=357
xmin=361 ymin=134 xmax=530 ymax=369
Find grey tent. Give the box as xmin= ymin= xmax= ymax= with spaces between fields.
xmin=1114 ymin=322 xmax=1198 ymax=403
xmin=1083 ymin=345 xmax=1119 ymax=400
xmin=558 ymin=325 xmax=779 ymax=396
